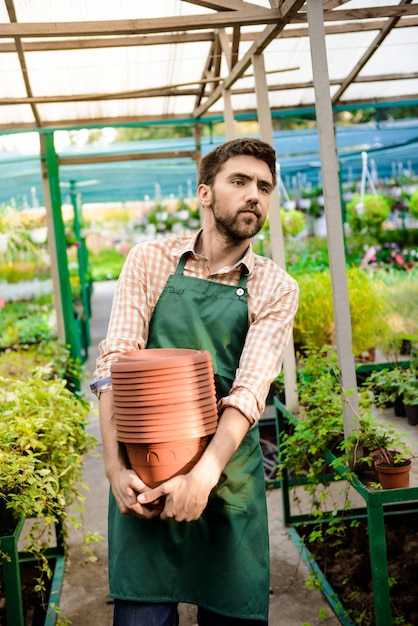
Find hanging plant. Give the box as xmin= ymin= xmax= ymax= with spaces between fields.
xmin=280 ymin=207 xmax=306 ymax=238
xmin=346 ymin=193 xmax=391 ymax=234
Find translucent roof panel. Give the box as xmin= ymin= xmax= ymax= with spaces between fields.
xmin=0 ymin=0 xmax=417 ymax=132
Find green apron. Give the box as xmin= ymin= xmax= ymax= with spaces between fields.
xmin=108 ymin=253 xmax=270 ymax=620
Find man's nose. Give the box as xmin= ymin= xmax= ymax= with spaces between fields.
xmin=245 ymin=182 xmax=260 ymax=203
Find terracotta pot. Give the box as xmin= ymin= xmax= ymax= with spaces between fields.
xmin=125 ymin=436 xmax=211 ymax=487
xmin=117 ymin=410 xmax=217 ymax=430
xmin=374 ymin=458 xmax=411 ymax=489
xmin=118 ymin=420 xmax=217 ymax=443
xmin=115 ymin=407 xmax=218 ymax=424
xmin=111 ymin=373 xmax=215 ymax=389
xmin=112 ymin=348 xmax=212 ymax=371
xmin=116 ymin=415 xmax=217 ymax=430
xmin=119 ymin=348 xmax=211 ymax=363
xmin=110 ymin=363 xmax=213 ymax=379
xmin=112 ymin=384 xmax=215 ymax=404
xmin=116 ymin=425 xmax=218 ymax=442
xmin=113 ymin=396 xmax=217 ymax=415
xmin=113 ymin=398 xmax=216 ymax=414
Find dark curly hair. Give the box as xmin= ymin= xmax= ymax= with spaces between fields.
xmin=198 ymin=138 xmax=277 ymax=188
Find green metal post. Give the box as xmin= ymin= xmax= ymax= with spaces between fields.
xmin=1 ymin=518 xmax=26 ymax=626
xmin=42 ymin=133 xmax=80 ymax=364
xmin=70 ymin=181 xmax=91 ymax=355
xmin=367 ymin=500 xmax=392 ymax=626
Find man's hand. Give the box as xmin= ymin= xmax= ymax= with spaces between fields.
xmin=136 ymin=470 xmax=212 ymax=522
xmin=136 ymin=406 xmax=251 ymax=521
xmin=110 ymin=467 xmax=161 ymax=519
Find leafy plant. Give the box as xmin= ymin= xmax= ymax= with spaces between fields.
xmin=277 ymin=345 xmax=413 ymax=499
xmin=280 ymin=207 xmax=306 ymax=238
xmin=276 ymin=345 xmax=414 ymax=624
xmin=0 ymin=204 xmax=40 ymax=264
xmin=346 ymin=193 xmax=391 ymax=234
xmin=0 ymin=374 xmax=97 ymax=592
xmin=0 ymin=297 xmax=56 ymax=349
xmin=364 ymin=366 xmax=408 ymax=407
xmin=88 ymin=247 xmax=125 ymax=281
xmin=293 ymin=268 xmax=391 ymax=357
xmin=408 ymin=188 xmax=418 ymax=219
xmin=0 ymin=339 xmax=78 ymax=381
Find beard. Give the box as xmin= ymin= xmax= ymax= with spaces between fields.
xmin=211 ymin=192 xmax=266 ymax=241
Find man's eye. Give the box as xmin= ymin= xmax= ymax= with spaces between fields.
xmin=259 ymin=185 xmax=271 ymax=194
xmin=233 ymin=179 xmax=244 ymax=186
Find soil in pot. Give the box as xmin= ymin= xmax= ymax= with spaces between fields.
xmin=374 ymin=458 xmax=411 ymax=489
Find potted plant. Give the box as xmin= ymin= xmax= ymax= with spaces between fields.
xmin=365 ymin=364 xmax=417 ymax=422
xmin=279 ymin=207 xmax=306 ymax=238
xmin=346 ymin=192 xmax=391 ymax=235
xmin=276 ymin=346 xmax=413 ymax=494
xmin=402 ymin=369 xmax=418 ymax=425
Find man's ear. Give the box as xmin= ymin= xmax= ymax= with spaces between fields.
xmin=197 ymin=183 xmax=211 ymax=208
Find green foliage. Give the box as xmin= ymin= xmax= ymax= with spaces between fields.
xmin=0 ymin=374 xmax=97 ymax=584
xmin=278 ymin=347 xmax=345 ymax=484
xmin=280 ymin=207 xmax=306 ymax=238
xmin=346 ymin=268 xmax=391 ymax=356
xmin=0 ymin=204 xmax=41 ymax=264
xmin=0 ymin=261 xmax=50 ymax=282
xmin=88 ymin=247 xmax=126 ymax=281
xmin=377 ymin=268 xmax=418 ymax=356
xmin=366 ymin=361 xmax=418 ymax=407
xmin=276 ymin=344 xmax=413 ymax=625
xmin=408 ymin=188 xmax=418 ymax=218
xmin=293 ymin=273 xmax=334 ymax=351
xmin=0 ymin=298 xmax=56 ymax=349
xmin=285 ymin=237 xmax=330 ymax=272
xmin=0 ymin=339 xmax=74 ymax=380
xmin=114 ymin=125 xmax=194 ymax=142
xmin=293 ymin=268 xmax=391 ymax=356
xmin=346 ymin=193 xmax=391 ymax=233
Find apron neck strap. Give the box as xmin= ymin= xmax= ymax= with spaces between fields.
xmin=175 ymin=252 xmax=190 ymax=275
xmin=175 ymin=251 xmax=248 ymax=286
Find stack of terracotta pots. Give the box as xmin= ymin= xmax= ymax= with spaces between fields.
xmin=110 ymin=348 xmax=218 ymax=487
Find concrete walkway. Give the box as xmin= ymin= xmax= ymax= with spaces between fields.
xmin=58 ymin=279 xmax=418 ymax=626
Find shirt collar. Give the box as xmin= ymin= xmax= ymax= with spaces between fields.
xmin=176 ymin=229 xmax=255 ymax=275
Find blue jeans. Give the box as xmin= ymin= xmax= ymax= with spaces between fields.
xmin=113 ymin=601 xmax=268 ymax=626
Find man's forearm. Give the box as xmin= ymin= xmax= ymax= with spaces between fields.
xmin=99 ymin=390 xmax=128 ymax=480
xmin=189 ymin=406 xmax=250 ymax=489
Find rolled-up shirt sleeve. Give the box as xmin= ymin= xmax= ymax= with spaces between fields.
xmin=218 ymin=258 xmax=299 ymax=425
xmin=92 ymin=241 xmax=174 ymax=394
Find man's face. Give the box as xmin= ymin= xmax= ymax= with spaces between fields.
xmin=204 ymin=155 xmax=274 ymax=241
